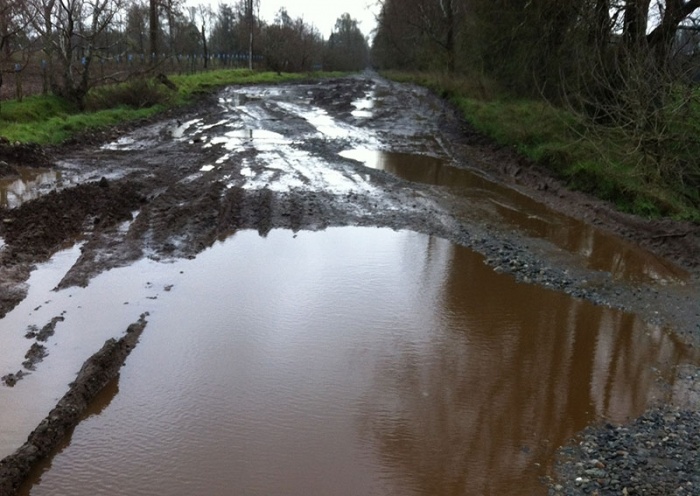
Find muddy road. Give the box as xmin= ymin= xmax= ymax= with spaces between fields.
xmin=0 ymin=73 xmax=699 ymax=495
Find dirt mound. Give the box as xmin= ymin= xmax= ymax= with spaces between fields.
xmin=0 ymin=137 xmax=51 ymax=171
xmin=0 ymin=179 xmax=147 ymax=261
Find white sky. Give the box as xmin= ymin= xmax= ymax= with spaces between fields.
xmin=258 ymin=0 xmax=378 ymax=38
xmin=202 ymin=0 xmax=380 ymax=39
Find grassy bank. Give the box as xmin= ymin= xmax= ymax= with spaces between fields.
xmin=385 ymin=71 xmax=700 ymax=222
xmin=0 ymin=70 xmax=341 ymax=145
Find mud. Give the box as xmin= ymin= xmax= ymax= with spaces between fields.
xmin=25 ymin=316 xmax=65 ymax=342
xmin=0 ymin=316 xmax=69 ymax=387
xmin=0 ymin=73 xmax=698 ymax=494
xmin=0 ymin=138 xmax=50 ymax=171
xmin=0 ymin=314 xmax=147 ymax=495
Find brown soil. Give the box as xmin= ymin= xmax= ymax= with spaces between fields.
xmin=0 ymin=138 xmax=51 ymax=170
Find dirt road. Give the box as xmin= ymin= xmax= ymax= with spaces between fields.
xmin=0 ymin=73 xmax=699 ymax=494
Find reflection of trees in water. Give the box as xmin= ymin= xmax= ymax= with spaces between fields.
xmin=0 ymin=170 xmax=59 ymax=209
xmin=360 ymin=238 xmax=693 ymax=495
xmin=379 ymin=151 xmax=682 ymax=283
xmin=549 ymin=221 xmax=682 ymax=283
xmin=493 ymin=199 xmax=682 ymax=283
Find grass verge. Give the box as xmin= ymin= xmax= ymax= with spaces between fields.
xmin=0 ymin=69 xmax=343 ymax=145
xmin=384 ymin=71 xmax=700 ymax=221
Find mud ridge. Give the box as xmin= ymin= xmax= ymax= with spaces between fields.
xmin=0 ymin=179 xmax=148 ymax=317
xmin=0 ymin=314 xmax=148 ymax=496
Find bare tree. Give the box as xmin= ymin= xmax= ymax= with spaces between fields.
xmin=210 ymin=3 xmax=239 ymax=57
xmin=162 ymin=0 xmax=181 ymax=58
xmin=149 ymin=0 xmax=158 ymax=59
xmin=243 ymin=0 xmax=258 ymax=70
xmin=188 ymin=4 xmax=212 ymax=69
xmin=30 ymin=0 xmax=125 ymax=108
xmin=558 ymin=1 xmax=700 ymax=190
xmin=262 ymin=8 xmax=323 ymax=73
xmin=125 ymin=0 xmax=148 ymax=54
xmin=0 ymin=0 xmax=29 ymax=57
xmin=0 ymin=0 xmax=34 ymax=102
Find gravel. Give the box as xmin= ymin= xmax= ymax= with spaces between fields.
xmin=549 ymin=367 xmax=700 ymax=495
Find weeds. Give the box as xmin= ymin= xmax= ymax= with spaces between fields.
xmin=385 ymin=71 xmax=700 ymax=221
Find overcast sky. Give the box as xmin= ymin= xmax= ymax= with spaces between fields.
xmin=255 ymin=0 xmax=379 ymax=39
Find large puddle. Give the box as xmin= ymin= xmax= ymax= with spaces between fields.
xmin=3 ymin=80 xmax=694 ymax=494
xmin=341 ymin=149 xmax=687 ymax=284
xmin=8 ymin=228 xmax=695 ymax=495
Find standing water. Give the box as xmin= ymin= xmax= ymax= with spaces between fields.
xmin=14 ymin=228 xmax=695 ymax=495
xmin=0 ymin=169 xmax=60 ymax=208
xmin=340 ymin=149 xmax=687 ymax=284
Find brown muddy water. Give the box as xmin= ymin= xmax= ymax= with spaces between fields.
xmin=0 ymin=168 xmax=60 ymax=208
xmin=7 ymin=228 xmax=695 ymax=496
xmin=340 ymin=149 xmax=687 ymax=285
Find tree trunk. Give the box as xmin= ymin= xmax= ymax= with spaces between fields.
xmin=444 ymin=0 xmax=455 ymax=73
xmin=646 ymin=0 xmax=700 ymax=65
xmin=590 ymin=0 xmax=611 ymax=49
xmin=201 ymin=23 xmax=208 ymax=69
xmin=623 ymin=0 xmax=651 ymax=47
xmin=43 ymin=0 xmax=56 ymax=92
xmin=247 ymin=0 xmax=254 ymax=70
xmin=149 ymin=0 xmax=158 ymax=61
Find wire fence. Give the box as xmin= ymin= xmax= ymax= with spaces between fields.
xmin=0 ymin=52 xmax=265 ymax=102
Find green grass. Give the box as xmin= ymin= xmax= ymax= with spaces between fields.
xmin=384 ymin=71 xmax=700 ymax=221
xmin=0 ymin=94 xmax=76 ymax=124
xmin=1 ymin=106 xmax=160 ymax=144
xmin=0 ymin=69 xmax=344 ymax=145
xmin=166 ymin=69 xmax=346 ymax=107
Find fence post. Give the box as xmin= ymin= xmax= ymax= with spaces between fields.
xmin=14 ymin=64 xmax=22 ymax=102
xmin=41 ymin=60 xmax=49 ymax=94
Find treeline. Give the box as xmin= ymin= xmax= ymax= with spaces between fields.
xmin=373 ymin=0 xmax=700 ymax=96
xmin=373 ymin=1 xmax=700 ymax=201
xmin=0 ymin=0 xmax=369 ymax=108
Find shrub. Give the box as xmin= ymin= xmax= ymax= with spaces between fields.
xmin=86 ymin=78 xmax=170 ymax=111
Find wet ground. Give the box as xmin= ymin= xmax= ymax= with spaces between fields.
xmin=0 ymin=74 xmax=699 ymax=495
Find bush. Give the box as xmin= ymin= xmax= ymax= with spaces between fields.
xmin=86 ymin=78 xmax=170 ymax=111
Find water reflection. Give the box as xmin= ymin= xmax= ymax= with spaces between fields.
xmin=0 ymin=169 xmax=60 ymax=208
xmin=361 ymin=237 xmax=693 ymax=494
xmin=18 ymin=229 xmax=696 ymax=496
xmin=351 ymin=91 xmax=375 ymax=118
xmin=17 ymin=378 xmax=120 ymax=496
xmin=340 ymin=149 xmax=686 ymax=284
